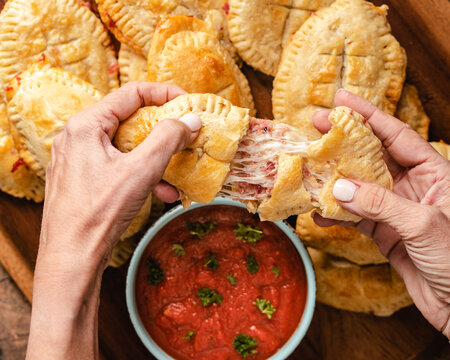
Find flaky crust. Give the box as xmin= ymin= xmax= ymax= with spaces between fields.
xmin=306 ymin=106 xmax=393 ymax=221
xmin=0 ymin=0 xmax=118 ymax=95
xmin=273 ymin=0 xmax=406 ymax=139
xmin=148 ymin=15 xmax=254 ymax=113
xmin=430 ymin=141 xmax=450 ymax=160
xmin=118 ymin=44 xmax=148 ymax=84
xmin=0 ymin=101 xmax=44 ymax=202
xmin=114 ymin=93 xmax=251 ymax=204
xmin=309 ymin=248 xmax=413 ymax=315
xmin=297 ymin=212 xmax=387 ymax=264
xmin=228 ymin=0 xmax=334 ymax=76
xmin=395 ymin=83 xmax=430 ymax=140
xmin=6 ymin=60 xmax=103 ymax=179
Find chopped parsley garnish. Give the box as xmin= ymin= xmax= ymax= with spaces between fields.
xmin=172 ymin=243 xmax=186 ymax=257
xmin=234 ymin=223 xmax=264 ymax=244
xmin=187 ymin=221 xmax=216 ymax=239
xmin=233 ymin=333 xmax=258 ymax=358
xmin=204 ymin=253 xmax=219 ymax=271
xmin=246 ymin=255 xmax=259 ymax=274
xmin=196 ymin=287 xmax=223 ymax=307
xmin=253 ymin=298 xmax=276 ymax=319
xmin=184 ymin=331 xmax=195 ymax=340
xmin=271 ymin=265 xmax=281 ymax=278
xmin=226 ymin=274 xmax=237 ymax=286
xmin=146 ymin=257 xmax=164 ymax=285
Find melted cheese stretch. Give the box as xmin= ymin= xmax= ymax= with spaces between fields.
xmin=219 ymin=122 xmax=319 ymax=201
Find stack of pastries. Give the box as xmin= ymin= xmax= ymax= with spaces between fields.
xmin=0 ymin=0 xmax=447 ymax=305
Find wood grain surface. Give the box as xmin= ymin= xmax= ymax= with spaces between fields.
xmin=0 ymin=0 xmax=449 ymax=359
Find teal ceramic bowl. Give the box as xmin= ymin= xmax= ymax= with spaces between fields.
xmin=126 ymin=197 xmax=316 ymax=359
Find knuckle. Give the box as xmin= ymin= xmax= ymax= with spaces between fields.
xmin=360 ymin=184 xmax=388 ymax=218
xmin=64 ymin=116 xmax=86 ymax=136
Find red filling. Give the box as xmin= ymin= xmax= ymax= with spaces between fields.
xmin=11 ymin=158 xmax=25 ymax=173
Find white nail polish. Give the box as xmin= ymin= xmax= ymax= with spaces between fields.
xmin=179 ymin=113 xmax=202 ymax=132
xmin=333 ymin=179 xmax=357 ymax=202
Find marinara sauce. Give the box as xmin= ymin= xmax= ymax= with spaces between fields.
xmin=136 ymin=205 xmax=307 ymax=359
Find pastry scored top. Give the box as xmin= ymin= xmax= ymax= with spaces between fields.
xmin=6 ymin=60 xmax=104 ymax=180
xmin=118 ymin=44 xmax=148 ymax=84
xmin=114 ymin=93 xmax=392 ymax=222
xmin=148 ymin=15 xmax=255 ymax=113
xmin=227 ymin=0 xmax=335 ymax=76
xmin=0 ymin=0 xmax=119 ymax=96
xmin=273 ymin=0 xmax=406 ymax=139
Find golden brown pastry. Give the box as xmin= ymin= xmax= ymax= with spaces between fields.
xmin=309 ymin=248 xmax=413 ymax=315
xmin=114 ymin=93 xmax=392 ymax=222
xmin=395 ymin=84 xmax=430 ymax=140
xmin=0 ymin=101 xmax=44 ymax=202
xmin=0 ymin=0 xmax=119 ymax=95
xmin=297 ymin=212 xmax=387 ymax=264
xmin=273 ymin=0 xmax=406 ymax=139
xmin=430 ymin=141 xmax=450 ymax=160
xmin=227 ymin=0 xmax=335 ymax=76
xmin=147 ymin=15 xmax=254 ymax=112
xmin=6 ymin=60 xmax=104 ymax=179
xmin=96 ymin=0 xmax=233 ymax=57
xmin=118 ymin=44 xmax=148 ymax=84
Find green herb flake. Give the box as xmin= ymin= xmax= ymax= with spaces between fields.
xmin=184 ymin=331 xmax=195 ymax=340
xmin=233 ymin=333 xmax=258 ymax=358
xmin=226 ymin=274 xmax=237 ymax=286
xmin=145 ymin=257 xmax=164 ymax=285
xmin=187 ymin=221 xmax=216 ymax=239
xmin=172 ymin=243 xmax=186 ymax=257
xmin=204 ymin=253 xmax=219 ymax=271
xmin=271 ymin=265 xmax=281 ymax=278
xmin=234 ymin=223 xmax=264 ymax=245
xmin=253 ymin=298 xmax=276 ymax=319
xmin=196 ymin=287 xmax=223 ymax=307
xmin=246 ymin=255 xmax=259 ymax=274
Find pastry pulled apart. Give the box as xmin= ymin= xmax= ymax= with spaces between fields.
xmin=114 ymin=93 xmax=392 ymax=222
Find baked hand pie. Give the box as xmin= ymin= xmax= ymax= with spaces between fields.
xmin=6 ymin=60 xmax=104 ymax=180
xmin=273 ymin=0 xmax=406 ymax=139
xmin=308 ymin=248 xmax=412 ymax=315
xmin=296 ymin=211 xmax=387 ymax=265
xmin=96 ymin=0 xmax=234 ymax=58
xmin=118 ymin=44 xmax=148 ymax=84
xmin=0 ymin=101 xmax=44 ymax=202
xmin=395 ymin=83 xmax=430 ymax=140
xmin=227 ymin=0 xmax=335 ymax=76
xmin=430 ymin=141 xmax=450 ymax=160
xmin=0 ymin=0 xmax=119 ymax=95
xmin=114 ymin=93 xmax=392 ymax=222
xmin=147 ymin=15 xmax=255 ymax=112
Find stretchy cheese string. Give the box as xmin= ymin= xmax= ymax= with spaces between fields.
xmin=219 ymin=119 xmax=318 ymax=201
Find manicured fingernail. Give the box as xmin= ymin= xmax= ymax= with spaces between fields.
xmin=179 ymin=113 xmax=201 ymax=132
xmin=336 ymin=88 xmax=345 ymax=94
xmin=333 ymin=179 xmax=358 ymax=202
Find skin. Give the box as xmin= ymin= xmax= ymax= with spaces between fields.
xmin=26 ymin=85 xmax=449 ymax=359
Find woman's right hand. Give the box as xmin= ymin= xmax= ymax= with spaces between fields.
xmin=313 ymin=90 xmax=450 ymax=338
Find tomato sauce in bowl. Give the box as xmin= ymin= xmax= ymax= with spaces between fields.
xmin=134 ymin=205 xmax=307 ymax=360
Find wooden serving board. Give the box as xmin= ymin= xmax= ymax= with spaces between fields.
xmin=1 ymin=0 xmax=449 ymax=359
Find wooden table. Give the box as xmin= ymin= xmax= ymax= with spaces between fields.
xmin=0 ymin=0 xmax=449 ymax=359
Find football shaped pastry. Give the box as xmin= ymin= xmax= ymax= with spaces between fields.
xmin=227 ymin=0 xmax=334 ymax=76
xmin=114 ymin=93 xmax=392 ymax=222
xmin=430 ymin=141 xmax=450 ymax=160
xmin=273 ymin=0 xmax=406 ymax=138
xmin=147 ymin=15 xmax=254 ymax=112
xmin=0 ymin=0 xmax=118 ymax=95
xmin=6 ymin=60 xmax=104 ymax=180
xmin=118 ymin=44 xmax=148 ymax=84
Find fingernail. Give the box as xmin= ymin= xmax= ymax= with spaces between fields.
xmin=333 ymin=179 xmax=358 ymax=202
xmin=336 ymin=88 xmax=346 ymax=94
xmin=179 ymin=113 xmax=201 ymax=132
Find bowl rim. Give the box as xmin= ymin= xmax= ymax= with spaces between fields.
xmin=126 ymin=197 xmax=316 ymax=360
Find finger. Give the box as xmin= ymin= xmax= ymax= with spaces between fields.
xmin=153 ymin=181 xmax=180 ymax=203
xmin=312 ymin=212 xmax=355 ymax=228
xmin=127 ymin=114 xmax=201 ymax=186
xmin=312 ymin=110 xmax=332 ymax=134
xmin=68 ymin=82 xmax=186 ymax=139
xmin=334 ymin=89 xmax=435 ymax=168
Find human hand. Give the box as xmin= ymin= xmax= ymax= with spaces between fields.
xmin=313 ymin=90 xmax=450 ymax=338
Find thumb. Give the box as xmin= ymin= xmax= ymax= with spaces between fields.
xmin=332 ymin=179 xmax=425 ymax=235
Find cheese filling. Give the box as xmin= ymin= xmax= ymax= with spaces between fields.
xmin=219 ymin=119 xmax=320 ymax=201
